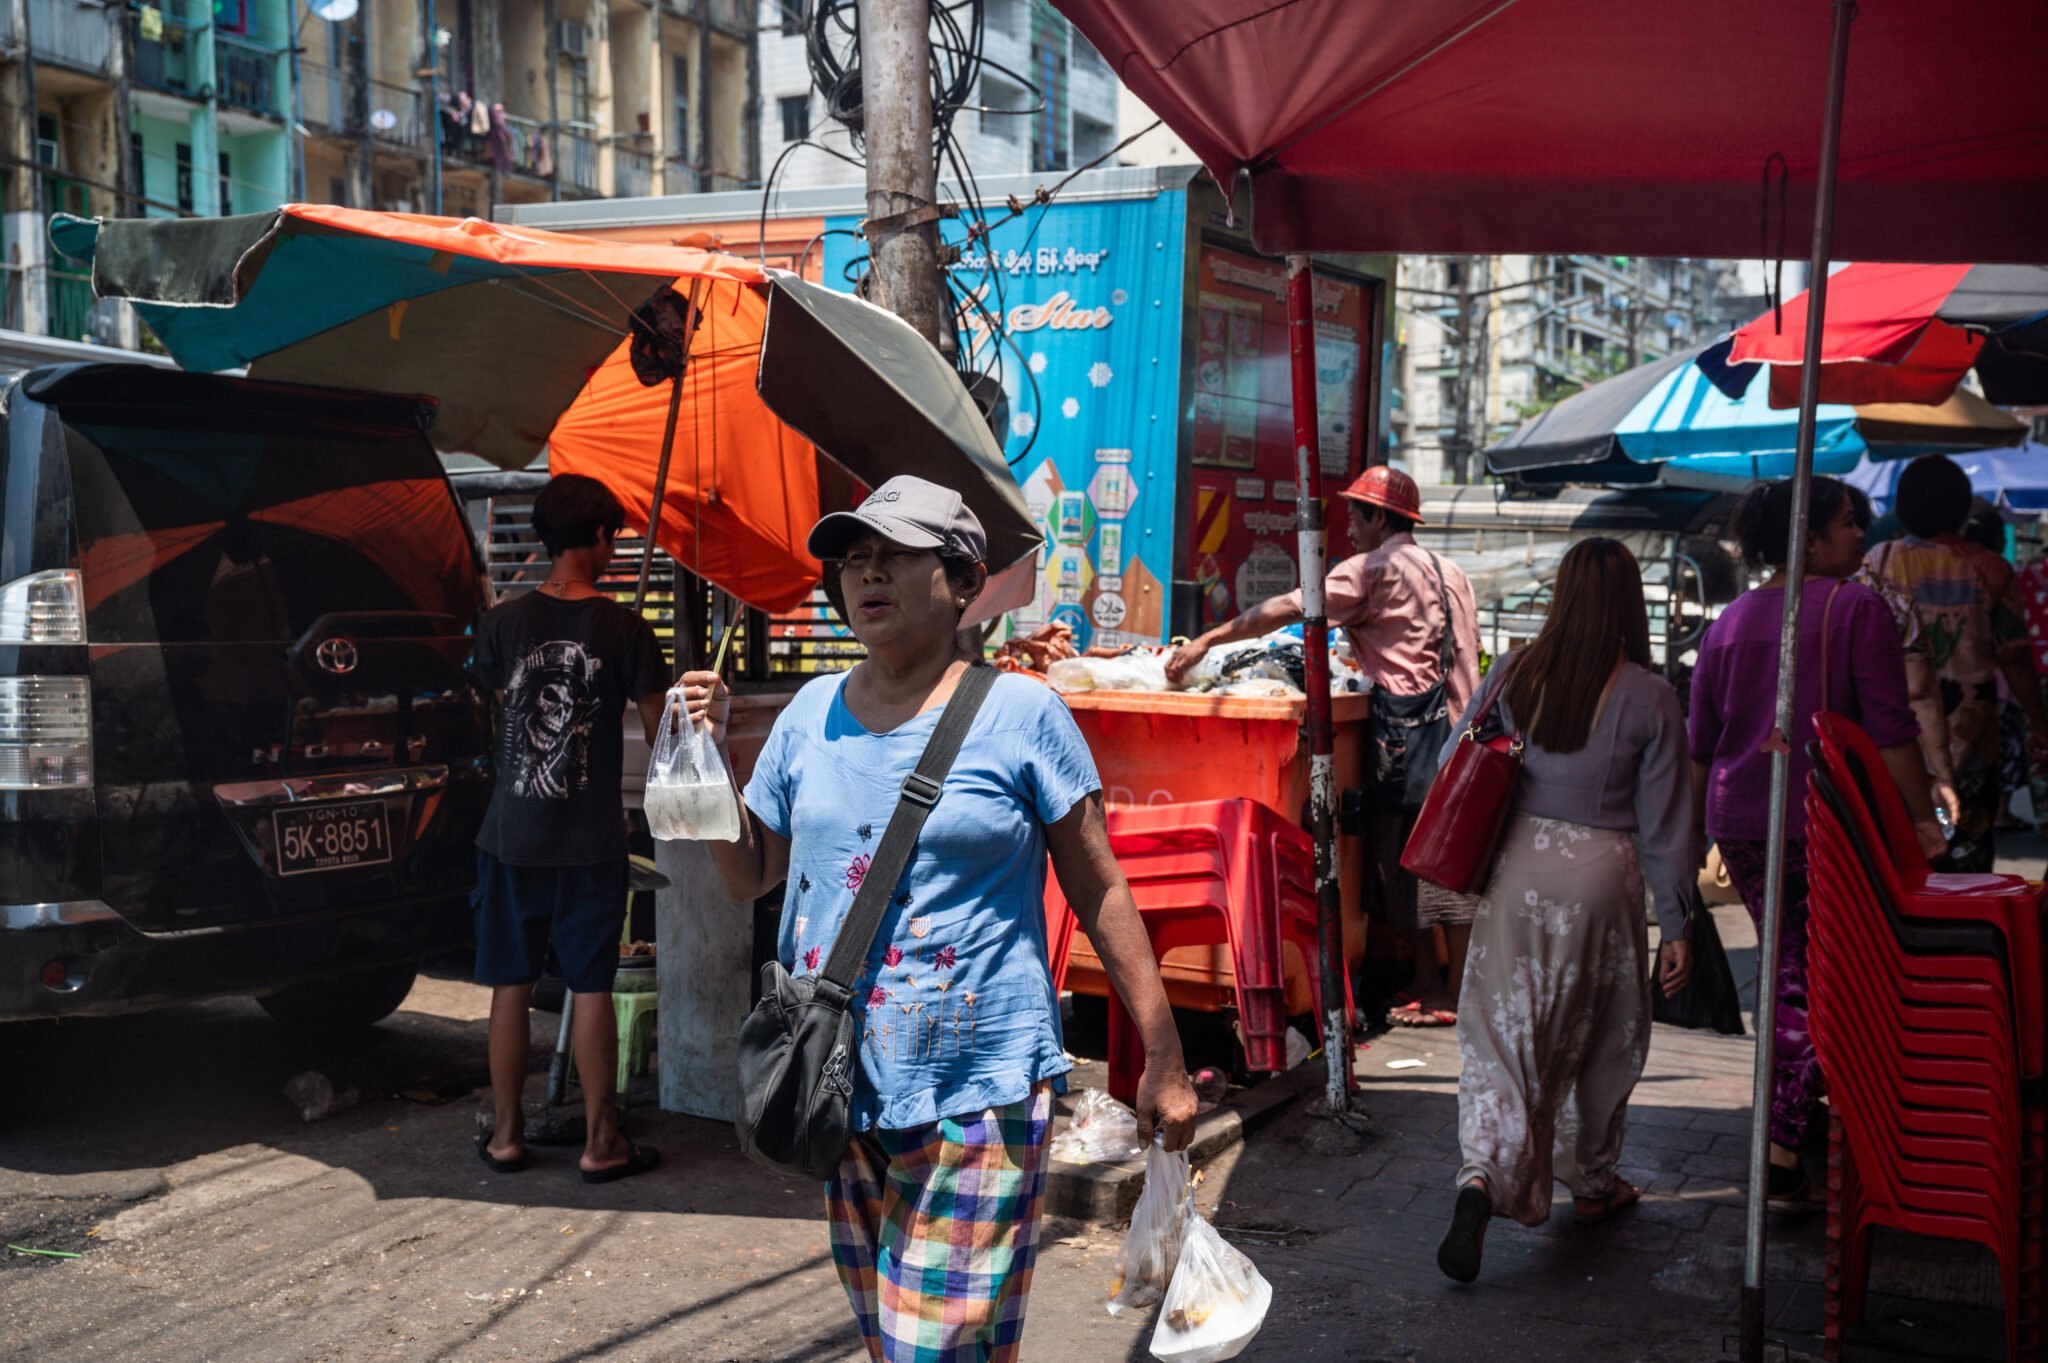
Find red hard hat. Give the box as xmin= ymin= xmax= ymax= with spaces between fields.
xmin=1339 ymin=465 xmax=1424 ymax=524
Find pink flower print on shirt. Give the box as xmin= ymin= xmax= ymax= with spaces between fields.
xmin=883 ymin=944 xmax=903 ymax=969
xmin=867 ymin=986 xmax=889 ymax=1007
xmin=934 ymin=945 xmax=958 ymax=971
xmin=803 ymin=946 xmax=821 ymax=972
xmin=845 ymin=854 xmax=871 ymax=892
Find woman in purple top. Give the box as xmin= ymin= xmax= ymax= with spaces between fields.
xmin=1687 ymin=476 xmax=1941 ymax=1211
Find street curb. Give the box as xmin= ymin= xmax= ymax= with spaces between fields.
xmin=1043 ymin=1062 xmax=1322 ymax=1224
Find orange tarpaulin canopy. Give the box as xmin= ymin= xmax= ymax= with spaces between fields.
xmin=67 ymin=204 xmax=832 ymax=614
xmin=546 ymin=274 xmax=826 ymax=614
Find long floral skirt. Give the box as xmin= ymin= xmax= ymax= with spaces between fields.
xmin=1455 ymin=814 xmax=1653 ymax=1226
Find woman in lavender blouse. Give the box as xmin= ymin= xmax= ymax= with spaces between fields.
xmin=1688 ymin=476 xmax=1942 ymax=1213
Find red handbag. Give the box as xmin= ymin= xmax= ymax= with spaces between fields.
xmin=1400 ymin=693 xmax=1524 ymax=895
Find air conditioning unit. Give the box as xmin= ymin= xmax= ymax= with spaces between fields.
xmin=557 ymin=19 xmax=589 ymax=59
xmin=35 ymin=138 xmax=58 ymax=168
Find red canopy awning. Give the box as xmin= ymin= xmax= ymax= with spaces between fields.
xmin=1053 ymin=0 xmax=2048 ymax=260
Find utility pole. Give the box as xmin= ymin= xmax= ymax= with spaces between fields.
xmin=1447 ymin=255 xmax=1478 ymax=484
xmin=857 ymin=0 xmax=947 ymax=350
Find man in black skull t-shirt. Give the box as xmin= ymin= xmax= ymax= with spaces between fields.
xmin=472 ymin=475 xmax=670 ymax=1184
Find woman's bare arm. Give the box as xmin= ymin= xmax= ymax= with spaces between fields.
xmin=1902 ymin=654 xmax=1960 ymax=821
xmin=1044 ymin=793 xmax=1199 ymax=1151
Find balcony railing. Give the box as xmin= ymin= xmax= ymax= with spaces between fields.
xmin=366 ymin=78 xmax=426 ymax=150
xmin=130 ymin=9 xmax=201 ymax=98
xmin=30 ymin=0 xmax=114 ymax=74
xmin=299 ymin=58 xmax=351 ymax=132
xmin=612 ymin=145 xmax=653 ymax=198
xmin=49 ymin=270 xmax=95 ymax=344
xmin=562 ymin=130 xmax=598 ymax=194
xmin=215 ymin=31 xmax=285 ymax=118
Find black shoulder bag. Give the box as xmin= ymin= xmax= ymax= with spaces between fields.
xmin=1367 ymin=550 xmax=1458 ymax=812
xmin=734 ymin=661 xmax=999 ymax=1179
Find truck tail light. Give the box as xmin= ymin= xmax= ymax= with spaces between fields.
xmin=0 ymin=569 xmax=86 ymax=644
xmin=0 ymin=676 xmax=93 ymax=790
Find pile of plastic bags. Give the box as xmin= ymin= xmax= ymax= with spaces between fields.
xmin=1107 ymin=1136 xmax=1273 ymax=1362
xmin=1047 ymin=652 xmax=1174 ymax=694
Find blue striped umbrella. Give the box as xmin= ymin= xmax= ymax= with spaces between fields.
xmin=1486 ymin=345 xmax=1866 ymax=485
xmin=1485 ymin=343 xmax=2021 ymax=486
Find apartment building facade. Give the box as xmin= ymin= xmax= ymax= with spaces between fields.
xmin=756 ymin=0 xmax=1117 ymax=195
xmin=298 ymin=0 xmax=759 ymax=221
xmin=0 ymin=0 xmax=756 ymax=344
xmin=1390 ymin=254 xmax=1744 ymax=485
xmin=1 ymin=0 xmax=297 ymax=339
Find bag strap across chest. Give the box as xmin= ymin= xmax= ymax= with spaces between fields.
xmin=817 ymin=661 xmax=999 ymax=1001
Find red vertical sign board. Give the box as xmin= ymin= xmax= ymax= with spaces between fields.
xmin=1186 ymin=246 xmax=1366 ymax=627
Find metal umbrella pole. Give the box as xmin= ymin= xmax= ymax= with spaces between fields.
xmin=1739 ymin=3 xmax=1856 ymax=1358
xmin=631 ymin=279 xmax=707 ymax=616
xmin=1286 ymin=253 xmax=1356 ymax=1114
xmin=633 ymin=372 xmax=689 ymax=613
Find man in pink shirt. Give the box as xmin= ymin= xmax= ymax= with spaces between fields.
xmin=1167 ymin=467 xmax=1481 ymax=1026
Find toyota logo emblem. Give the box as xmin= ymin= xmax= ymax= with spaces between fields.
xmin=315 ymin=637 xmax=360 ymax=675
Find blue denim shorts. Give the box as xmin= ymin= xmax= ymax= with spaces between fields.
xmin=472 ymin=849 xmax=629 ymax=995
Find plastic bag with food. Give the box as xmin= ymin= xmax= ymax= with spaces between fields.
xmin=1107 ymin=1140 xmax=1189 ymax=1315
xmin=1048 ymin=1088 xmax=1144 ymax=1164
xmin=644 ymin=687 xmax=742 ymax=842
xmin=1149 ymin=1208 xmax=1273 ymax=1363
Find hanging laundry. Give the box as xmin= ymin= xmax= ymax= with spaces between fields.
xmin=469 ymin=98 xmax=491 ymax=137
xmin=534 ymin=130 xmax=553 ymax=179
xmin=485 ymin=102 xmax=512 ymax=174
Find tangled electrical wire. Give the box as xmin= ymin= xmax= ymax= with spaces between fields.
xmin=764 ymin=0 xmax=1147 ymax=467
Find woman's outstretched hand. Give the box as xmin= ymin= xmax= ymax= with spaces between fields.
xmin=677 ymin=670 xmax=730 ymax=748
xmin=1658 ymin=939 xmax=1694 ymax=999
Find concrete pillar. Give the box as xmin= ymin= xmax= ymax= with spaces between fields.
xmin=655 ymin=837 xmax=752 ymax=1120
xmin=187 ymin=106 xmax=218 ymax=215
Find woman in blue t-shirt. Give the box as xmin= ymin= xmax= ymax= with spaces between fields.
xmin=682 ymin=475 xmax=1197 ymax=1363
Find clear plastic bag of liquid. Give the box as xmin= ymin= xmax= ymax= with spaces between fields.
xmin=645 ymin=687 xmax=742 ymax=842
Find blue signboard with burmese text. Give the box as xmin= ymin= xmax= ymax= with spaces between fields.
xmin=824 ymin=189 xmax=1187 ymax=647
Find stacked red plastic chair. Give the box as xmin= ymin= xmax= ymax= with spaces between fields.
xmin=1803 ymin=712 xmax=2045 ymax=1361
xmin=1043 ymin=797 xmax=1349 ymax=1102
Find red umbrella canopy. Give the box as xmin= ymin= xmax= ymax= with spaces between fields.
xmin=1727 ymin=263 xmax=2048 ymax=408
xmin=1052 ymin=0 xmax=2048 ymax=260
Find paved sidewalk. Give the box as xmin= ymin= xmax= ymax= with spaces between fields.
xmin=1 ymin=880 xmax=2028 ymax=1362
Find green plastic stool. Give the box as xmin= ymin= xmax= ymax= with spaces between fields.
xmin=612 ymin=988 xmax=657 ymax=1091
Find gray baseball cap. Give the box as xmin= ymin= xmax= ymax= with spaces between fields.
xmin=807 ymin=475 xmax=987 ymax=562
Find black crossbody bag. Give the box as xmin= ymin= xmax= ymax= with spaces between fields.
xmin=1367 ymin=550 xmax=1458 ymax=812
xmin=734 ymin=661 xmax=998 ymax=1179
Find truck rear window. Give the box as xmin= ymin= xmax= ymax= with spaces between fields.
xmin=64 ymin=420 xmax=480 ymax=645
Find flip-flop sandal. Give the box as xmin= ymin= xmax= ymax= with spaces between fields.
xmin=1572 ymin=1183 xmax=1641 ymax=1224
xmin=1386 ymin=1006 xmax=1457 ymax=1027
xmin=1437 ymin=1184 xmax=1491 ymax=1283
xmin=475 ymin=1131 xmax=526 ymax=1174
xmin=581 ymin=1140 xmax=661 ymax=1185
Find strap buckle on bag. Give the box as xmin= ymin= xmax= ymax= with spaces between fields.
xmin=900 ymin=772 xmax=943 ymax=808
